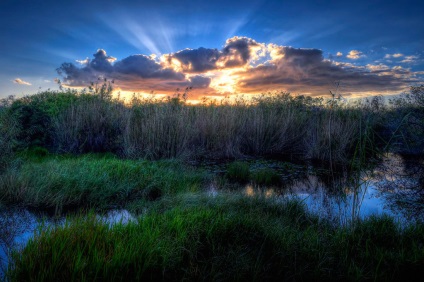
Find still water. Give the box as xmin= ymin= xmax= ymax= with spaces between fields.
xmin=239 ymin=154 xmax=423 ymax=225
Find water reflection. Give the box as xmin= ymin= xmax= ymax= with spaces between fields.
xmin=0 ymin=209 xmax=40 ymax=278
xmin=243 ymin=184 xmax=278 ymax=198
xmin=239 ymin=154 xmax=424 ymax=225
xmin=373 ymin=154 xmax=424 ymax=222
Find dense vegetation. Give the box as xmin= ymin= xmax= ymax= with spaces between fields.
xmin=1 ymin=85 xmax=423 ymax=281
xmin=1 ymin=85 xmax=423 ymax=164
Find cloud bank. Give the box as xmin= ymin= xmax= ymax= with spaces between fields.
xmin=57 ymin=36 xmax=422 ymax=99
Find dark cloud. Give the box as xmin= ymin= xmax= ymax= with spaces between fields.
xmin=163 ymin=36 xmax=264 ymax=72
xmin=168 ymin=48 xmax=221 ymax=72
xmin=114 ymin=55 xmax=184 ymax=80
xmin=276 ymin=47 xmax=323 ymax=66
xmin=57 ymin=62 xmax=99 ymax=86
xmin=90 ymin=49 xmax=116 ymax=72
xmin=235 ymin=46 xmax=416 ymax=95
xmin=189 ymin=75 xmax=211 ymax=88
xmin=221 ymin=36 xmax=262 ymax=67
xmin=57 ymin=49 xmax=189 ymax=92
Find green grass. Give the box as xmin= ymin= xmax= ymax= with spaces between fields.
xmin=0 ymin=154 xmax=209 ymax=212
xmin=251 ymin=167 xmax=281 ymax=186
xmin=6 ymin=196 xmax=424 ymax=281
xmin=225 ymin=161 xmax=250 ymax=183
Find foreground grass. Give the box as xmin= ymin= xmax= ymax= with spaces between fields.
xmin=0 ymin=154 xmax=208 ymax=212
xmin=6 ymin=196 xmax=424 ymax=281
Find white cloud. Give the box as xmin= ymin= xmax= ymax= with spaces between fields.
xmin=336 ymin=52 xmax=343 ymax=57
xmin=366 ymin=64 xmax=390 ymax=72
xmin=347 ymin=50 xmax=365 ymax=59
xmin=401 ymin=55 xmax=419 ymax=63
xmin=385 ymin=53 xmax=404 ymax=59
xmin=13 ymin=78 xmax=31 ymax=85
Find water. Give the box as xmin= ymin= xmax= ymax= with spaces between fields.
xmin=1 ymin=153 xmax=423 ymax=277
xmin=213 ymin=153 xmax=424 ymax=225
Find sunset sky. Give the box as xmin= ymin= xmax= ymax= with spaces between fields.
xmin=1 ymin=0 xmax=423 ymax=101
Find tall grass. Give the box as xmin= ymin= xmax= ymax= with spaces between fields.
xmin=6 ymin=86 xmax=424 ymax=163
xmin=1 ymin=90 xmax=381 ymax=164
xmin=53 ymin=96 xmax=126 ymax=154
xmin=6 ymin=196 xmax=424 ymax=281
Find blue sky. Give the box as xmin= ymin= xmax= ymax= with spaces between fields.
xmin=1 ymin=0 xmax=423 ymax=100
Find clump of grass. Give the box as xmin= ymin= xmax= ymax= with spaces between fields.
xmin=251 ymin=167 xmax=281 ymax=186
xmin=0 ymin=154 xmax=208 ymax=212
xmin=225 ymin=161 xmax=250 ymax=183
xmin=6 ymin=196 xmax=424 ymax=281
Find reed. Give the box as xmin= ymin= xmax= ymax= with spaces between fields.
xmin=1 ymin=90 xmax=380 ymax=164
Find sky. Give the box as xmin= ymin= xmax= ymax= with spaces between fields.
xmin=1 ymin=0 xmax=423 ymax=101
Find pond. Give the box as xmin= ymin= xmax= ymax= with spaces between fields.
xmin=1 ymin=153 xmax=423 ymax=277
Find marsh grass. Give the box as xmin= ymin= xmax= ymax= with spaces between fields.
xmin=1 ymin=90 xmax=384 ymax=164
xmin=6 ymin=196 xmax=424 ymax=281
xmin=0 ymin=154 xmax=208 ymax=213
